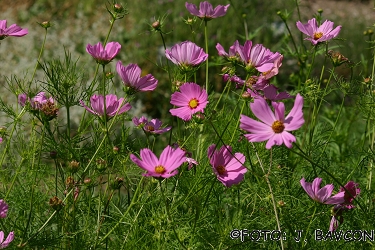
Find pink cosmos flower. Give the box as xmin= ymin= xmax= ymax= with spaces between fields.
xmin=207 ymin=144 xmax=247 ymax=187
xmin=0 ymin=20 xmax=28 ymax=40
xmin=169 ymin=82 xmax=209 ymax=121
xmin=185 ymin=1 xmax=230 ymax=21
xmin=165 ymin=41 xmax=208 ymax=70
xmin=186 ymin=157 xmax=198 ymax=170
xmin=80 ymin=94 xmax=131 ymax=118
xmin=329 ymin=205 xmax=344 ymax=232
xmin=339 ymin=181 xmax=360 ymax=209
xmin=86 ymin=41 xmax=121 ymax=65
xmin=30 ymin=92 xmax=55 ymax=110
xmin=240 ymin=93 xmax=304 ymax=149
xmin=296 ymin=18 xmax=341 ymax=45
xmin=0 ymin=231 xmax=14 ymax=249
xmin=235 ymin=40 xmax=281 ymax=73
xmin=130 ymin=145 xmax=186 ymax=178
xmin=116 ymin=62 xmax=158 ymax=92
xmin=300 ymin=177 xmax=345 ymax=205
xmin=0 ymin=200 xmax=8 ymax=218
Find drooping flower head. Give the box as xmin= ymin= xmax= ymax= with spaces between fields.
xmin=170 ymin=82 xmax=209 ymax=121
xmin=300 ymin=177 xmax=345 ymax=205
xmin=240 ymin=94 xmax=304 ymax=149
xmin=339 ymin=181 xmax=360 ymax=209
xmin=235 ymin=40 xmax=281 ymax=74
xmin=0 ymin=200 xmax=8 ymax=219
xmin=80 ymin=94 xmax=131 ymax=118
xmin=165 ymin=41 xmax=208 ymax=72
xmin=185 ymin=1 xmax=230 ymax=21
xmin=116 ymin=62 xmax=158 ymax=93
xmin=296 ymin=18 xmax=341 ymax=45
xmin=20 ymin=92 xmax=59 ymax=121
xmin=130 ymin=145 xmax=186 ymax=178
xmin=207 ymin=144 xmax=247 ymax=187
xmin=0 ymin=231 xmax=14 ymax=249
xmin=0 ymin=20 xmax=28 ymax=40
xmin=86 ymin=41 xmax=121 ymax=65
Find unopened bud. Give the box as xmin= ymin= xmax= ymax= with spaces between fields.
xmin=68 ymin=160 xmax=80 ymax=173
xmin=152 ymin=21 xmax=161 ymax=30
xmin=110 ymin=177 xmax=124 ymax=190
xmin=114 ymin=3 xmax=123 ymax=13
xmin=38 ymin=21 xmax=52 ymax=29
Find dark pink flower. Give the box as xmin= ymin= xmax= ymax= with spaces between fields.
xmin=86 ymin=41 xmax=121 ymax=65
xmin=263 ymin=84 xmax=294 ymax=101
xmin=339 ymin=181 xmax=360 ymax=209
xmin=185 ymin=1 xmax=230 ymax=21
xmin=296 ymin=18 xmax=341 ymax=45
xmin=132 ymin=116 xmax=148 ymax=127
xmin=116 ymin=62 xmax=158 ymax=92
xmin=80 ymin=94 xmax=131 ymax=118
xmin=165 ymin=41 xmax=208 ymax=70
xmin=240 ymin=94 xmax=304 ymax=149
xmin=170 ymin=82 xmax=209 ymax=121
xmin=0 ymin=200 xmax=8 ymax=218
xmin=130 ymin=145 xmax=186 ymax=178
xmin=300 ymin=177 xmax=345 ymax=205
xmin=235 ymin=40 xmax=281 ymax=73
xmin=30 ymin=92 xmax=55 ymax=110
xmin=0 ymin=231 xmax=14 ymax=249
xmin=208 ymin=144 xmax=247 ymax=187
xmin=18 ymin=93 xmax=27 ymax=107
xmin=0 ymin=20 xmax=28 ymax=40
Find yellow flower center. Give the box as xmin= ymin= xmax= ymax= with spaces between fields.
xmin=313 ymin=32 xmax=323 ymax=40
xmin=155 ymin=165 xmax=166 ymax=174
xmin=189 ymin=98 xmax=199 ymax=109
xmin=271 ymin=120 xmax=285 ymax=133
xmin=145 ymin=125 xmax=155 ymax=131
xmin=216 ymin=165 xmax=226 ymax=175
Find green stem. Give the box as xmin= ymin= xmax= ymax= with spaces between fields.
xmin=302 ymin=206 xmax=316 ymax=248
xmin=204 ymin=20 xmax=209 ymax=91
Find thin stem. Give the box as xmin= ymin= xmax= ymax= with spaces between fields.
xmin=29 ymin=28 xmax=48 ymax=91
xmin=252 ymin=143 xmax=284 ymax=250
xmin=159 ymin=180 xmax=187 ymax=250
xmin=302 ymin=206 xmax=316 ymax=248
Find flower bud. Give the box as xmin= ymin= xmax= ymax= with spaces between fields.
xmin=49 ymin=196 xmax=64 ymax=210
xmin=68 ymin=160 xmax=80 ymax=173
xmin=110 ymin=177 xmax=124 ymax=190
xmin=152 ymin=20 xmax=161 ymax=30
xmin=38 ymin=21 xmax=52 ymax=29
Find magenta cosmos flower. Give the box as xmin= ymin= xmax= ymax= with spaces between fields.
xmin=170 ymin=82 xmax=209 ymax=121
xmin=165 ymin=41 xmax=208 ymax=71
xmin=130 ymin=145 xmax=186 ymax=178
xmin=133 ymin=116 xmax=171 ymax=134
xmin=235 ymin=40 xmax=281 ymax=73
xmin=0 ymin=231 xmax=14 ymax=249
xmin=0 ymin=200 xmax=8 ymax=219
xmin=208 ymin=144 xmax=247 ymax=187
xmin=185 ymin=1 xmax=230 ymax=21
xmin=116 ymin=62 xmax=158 ymax=93
xmin=80 ymin=94 xmax=131 ymax=118
xmin=240 ymin=93 xmax=304 ymax=149
xmin=296 ymin=18 xmax=341 ymax=45
xmin=339 ymin=181 xmax=360 ymax=209
xmin=86 ymin=41 xmax=121 ymax=65
xmin=0 ymin=20 xmax=28 ymax=40
xmin=300 ymin=177 xmax=345 ymax=204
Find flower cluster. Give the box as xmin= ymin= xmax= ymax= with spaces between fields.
xmin=18 ymin=92 xmax=59 ymax=121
